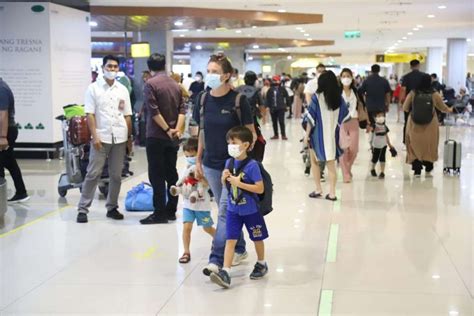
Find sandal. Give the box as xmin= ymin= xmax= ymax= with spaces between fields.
xmin=179 ymin=253 xmax=191 ymax=264
xmin=309 ymin=192 xmax=322 ymax=199
xmin=325 ymin=194 xmax=337 ymax=202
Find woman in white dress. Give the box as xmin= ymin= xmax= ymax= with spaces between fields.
xmin=304 ymin=71 xmax=350 ymax=201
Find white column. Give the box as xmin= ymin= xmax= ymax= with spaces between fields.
xmin=426 ymin=47 xmax=443 ymax=79
xmin=447 ymin=38 xmax=468 ymax=91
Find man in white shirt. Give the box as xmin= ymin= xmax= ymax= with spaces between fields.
xmin=77 ymin=55 xmax=133 ymax=223
xmin=304 ymin=63 xmax=326 ymax=104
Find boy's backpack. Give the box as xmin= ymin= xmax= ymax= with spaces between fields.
xmin=412 ymin=92 xmax=434 ymax=125
xmin=226 ymin=157 xmax=273 ymax=216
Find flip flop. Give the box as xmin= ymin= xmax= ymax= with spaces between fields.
xmin=325 ymin=194 xmax=337 ymax=202
xmin=179 ymin=253 xmax=191 ymax=264
xmin=309 ymin=192 xmax=323 ymax=198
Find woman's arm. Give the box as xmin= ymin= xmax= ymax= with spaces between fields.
xmin=433 ymin=92 xmax=453 ymax=113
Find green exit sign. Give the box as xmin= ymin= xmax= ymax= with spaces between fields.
xmin=344 ymin=30 xmax=361 ymax=39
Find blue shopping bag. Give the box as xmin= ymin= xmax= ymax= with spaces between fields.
xmin=125 ymin=182 xmax=154 ymax=212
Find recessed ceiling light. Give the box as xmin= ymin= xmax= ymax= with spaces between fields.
xmin=402 ymin=36 xmax=408 ymax=40
xmin=248 ymin=56 xmax=254 ymax=60
xmin=174 ymin=21 xmax=184 ymax=26
xmin=252 ymin=26 xmax=257 ymax=29
xmin=179 ymin=34 xmax=185 ymax=37
xmin=413 ymin=28 xmax=419 ymax=31
xmin=197 ymin=29 xmax=202 ymax=32
xmin=448 ymin=311 xmax=459 ymax=316
xmin=307 ymin=38 xmax=313 ymax=41
xmin=253 ymin=45 xmax=259 ymax=49
xmin=427 ymin=14 xmax=435 ymax=18
xmin=417 ymin=24 xmax=424 ymax=28
xmin=432 ymin=274 xmax=441 ymax=279
xmin=236 ymin=30 xmax=242 ymax=33
xmin=89 ymin=21 xmax=98 ymax=27
xmin=296 ymin=27 xmax=303 ymax=30
xmin=278 ymin=48 xmax=285 ymax=51
xmin=304 ymin=33 xmax=310 ymax=37
xmin=278 ymin=9 xmax=287 ymax=13
xmin=407 ymin=32 xmax=413 ymax=35
xmin=467 ymin=38 xmax=472 ymax=42
xmin=287 ymin=55 xmax=292 ymax=60
xmin=195 ymin=45 xmax=202 ymax=50
xmin=438 ymin=5 xmax=447 ymax=9
xmin=398 ymin=40 xmax=403 ymax=43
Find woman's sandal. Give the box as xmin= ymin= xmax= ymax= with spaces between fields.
xmin=325 ymin=194 xmax=337 ymax=202
xmin=309 ymin=192 xmax=323 ymax=198
xmin=179 ymin=253 xmax=191 ymax=264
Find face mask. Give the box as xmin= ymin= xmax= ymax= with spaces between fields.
xmin=228 ymin=144 xmax=242 ymax=158
xmin=103 ymin=70 xmax=117 ymax=80
xmin=375 ymin=117 xmax=385 ymax=124
xmin=285 ymin=81 xmax=291 ymax=88
xmin=341 ymin=78 xmax=352 ymax=87
xmin=186 ymin=156 xmax=197 ymax=165
xmin=205 ymin=73 xmax=222 ymax=90
xmin=195 ymin=76 xmax=202 ymax=82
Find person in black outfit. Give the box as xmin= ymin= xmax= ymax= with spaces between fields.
xmin=359 ymin=64 xmax=391 ymax=127
xmin=400 ymin=60 xmax=424 ymax=143
xmin=0 ymin=78 xmax=29 ymax=203
xmin=266 ymin=75 xmax=290 ymax=140
xmin=189 ymin=72 xmax=205 ymax=104
xmin=431 ymin=73 xmax=446 ymax=123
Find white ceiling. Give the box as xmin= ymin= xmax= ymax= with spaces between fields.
xmin=90 ymin=0 xmax=474 ymax=56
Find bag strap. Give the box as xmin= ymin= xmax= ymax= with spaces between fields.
xmin=199 ymin=91 xmax=208 ymax=131
xmin=227 ymin=157 xmax=252 ymax=203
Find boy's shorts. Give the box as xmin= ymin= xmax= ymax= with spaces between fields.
xmin=226 ymin=211 xmax=269 ymax=241
xmin=372 ymin=146 xmax=387 ymax=163
xmin=183 ymin=208 xmax=214 ymax=227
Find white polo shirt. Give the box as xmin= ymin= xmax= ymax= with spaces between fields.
xmin=84 ymin=77 xmax=132 ymax=144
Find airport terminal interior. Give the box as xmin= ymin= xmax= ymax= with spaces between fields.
xmin=0 ymin=0 xmax=474 ymax=315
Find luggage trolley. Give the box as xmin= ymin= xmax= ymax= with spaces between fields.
xmin=56 ymin=105 xmax=109 ymax=198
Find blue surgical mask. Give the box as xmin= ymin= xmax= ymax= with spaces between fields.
xmin=186 ymin=156 xmax=197 ymax=165
xmin=205 ymin=73 xmax=223 ymax=90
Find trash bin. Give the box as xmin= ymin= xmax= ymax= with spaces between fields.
xmin=0 ymin=177 xmax=6 ymax=218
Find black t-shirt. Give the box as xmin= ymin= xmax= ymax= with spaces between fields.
xmin=189 ymin=81 xmax=205 ymax=100
xmin=0 ymin=78 xmax=15 ymax=125
xmin=193 ymin=90 xmax=253 ymax=170
xmin=401 ymin=70 xmax=424 ymax=94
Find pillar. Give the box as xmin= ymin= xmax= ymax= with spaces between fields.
xmin=0 ymin=2 xmax=91 ymax=148
xmin=426 ymin=47 xmax=444 ymax=81
xmin=446 ymin=38 xmax=468 ymax=92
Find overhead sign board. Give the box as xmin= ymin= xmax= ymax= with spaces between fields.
xmin=376 ymin=53 xmax=426 ymax=63
xmin=344 ymin=30 xmax=361 ymax=39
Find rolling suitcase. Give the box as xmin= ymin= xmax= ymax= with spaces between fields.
xmin=443 ymin=125 xmax=461 ymax=175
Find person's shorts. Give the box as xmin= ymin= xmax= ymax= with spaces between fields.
xmin=227 ymin=211 xmax=269 ymax=241
xmin=372 ymin=146 xmax=387 ymax=163
xmin=183 ymin=208 xmax=214 ymax=227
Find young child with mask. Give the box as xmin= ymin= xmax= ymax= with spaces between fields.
xmin=370 ymin=112 xmax=397 ymax=179
xmin=178 ymin=137 xmax=216 ymax=264
xmin=210 ymin=126 xmax=269 ymax=289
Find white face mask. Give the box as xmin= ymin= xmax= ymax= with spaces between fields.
xmin=195 ymin=76 xmax=202 ymax=82
xmin=375 ymin=117 xmax=385 ymax=124
xmin=341 ymin=77 xmax=352 ymax=87
xmin=103 ymin=70 xmax=117 ymax=80
xmin=228 ymin=144 xmax=242 ymax=158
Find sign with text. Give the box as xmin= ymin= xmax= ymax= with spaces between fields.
xmin=376 ymin=53 xmax=426 ymax=63
xmin=344 ymin=30 xmax=361 ymax=39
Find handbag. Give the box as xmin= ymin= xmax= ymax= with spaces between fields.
xmin=125 ymin=182 xmax=154 ymax=212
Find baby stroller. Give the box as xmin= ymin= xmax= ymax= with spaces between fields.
xmin=56 ymin=105 xmax=110 ymax=198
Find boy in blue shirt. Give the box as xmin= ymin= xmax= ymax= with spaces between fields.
xmin=210 ymin=126 xmax=269 ymax=289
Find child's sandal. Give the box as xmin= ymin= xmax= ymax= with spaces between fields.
xmin=309 ymin=191 xmax=322 ymax=198
xmin=179 ymin=253 xmax=191 ymax=264
xmin=325 ymin=194 xmax=337 ymax=202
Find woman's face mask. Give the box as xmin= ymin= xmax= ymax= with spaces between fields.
xmin=205 ymin=73 xmax=223 ymax=90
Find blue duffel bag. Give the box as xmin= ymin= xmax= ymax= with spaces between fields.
xmin=125 ymin=182 xmax=154 ymax=212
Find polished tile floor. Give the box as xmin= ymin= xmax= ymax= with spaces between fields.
xmin=0 ymin=109 xmax=473 ymax=315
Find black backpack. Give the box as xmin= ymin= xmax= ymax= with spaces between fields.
xmin=412 ymin=92 xmax=434 ymax=125
xmin=226 ymin=157 xmax=273 ymax=216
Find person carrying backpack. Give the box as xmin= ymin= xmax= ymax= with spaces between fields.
xmin=266 ymin=75 xmax=291 ymax=140
xmin=403 ymin=73 xmax=453 ymax=177
xmin=193 ymin=53 xmax=257 ymax=278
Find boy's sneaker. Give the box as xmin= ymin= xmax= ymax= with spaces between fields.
xmin=379 ymin=172 xmax=385 ymax=179
xmin=370 ymin=169 xmax=377 ymax=177
xmin=202 ymin=263 xmax=219 ymax=276
xmin=77 ymin=213 xmax=88 ymax=223
xmin=232 ymin=251 xmax=248 ymax=266
xmin=304 ymin=166 xmax=311 ymax=176
xmin=210 ymin=270 xmax=231 ymax=289
xmin=7 ymin=193 xmax=30 ymax=204
xmin=250 ymin=262 xmax=268 ymax=280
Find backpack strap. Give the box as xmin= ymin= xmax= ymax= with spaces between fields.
xmin=234 ymin=92 xmax=242 ymax=125
xmin=199 ymin=91 xmax=208 ymax=131
xmin=226 ymin=157 xmax=252 ymax=204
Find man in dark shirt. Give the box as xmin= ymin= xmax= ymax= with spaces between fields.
xmin=140 ymin=54 xmax=185 ymax=225
xmin=431 ymin=73 xmax=443 ymax=93
xmin=359 ymin=64 xmax=391 ymax=127
xmin=400 ymin=59 xmax=425 ymax=142
xmin=189 ymin=71 xmax=205 ymax=104
xmin=0 ymin=78 xmax=29 ymax=203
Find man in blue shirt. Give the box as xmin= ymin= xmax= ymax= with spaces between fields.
xmin=359 ymin=64 xmax=391 ymax=127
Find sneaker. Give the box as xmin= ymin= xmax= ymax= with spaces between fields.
xmin=167 ymin=213 xmax=177 ymax=221
xmin=414 ymin=170 xmax=422 ymax=178
xmin=270 ymin=136 xmax=279 ymax=140
xmin=210 ymin=270 xmax=231 ymax=289
xmin=379 ymin=172 xmax=385 ymax=179
xmin=371 ymin=169 xmax=377 ymax=177
xmin=77 ymin=212 xmax=88 ymax=223
xmin=140 ymin=214 xmax=168 ymax=225
xmin=232 ymin=251 xmax=248 ymax=266
xmin=304 ymin=166 xmax=311 ymax=176
xmin=106 ymin=208 xmax=124 ymax=220
xmin=249 ymin=262 xmax=268 ymax=280
xmin=320 ymin=174 xmax=326 ymax=182
xmin=282 ymin=136 xmax=288 ymax=140
xmin=7 ymin=193 xmax=30 ymax=204
xmin=202 ymin=263 xmax=220 ymax=276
